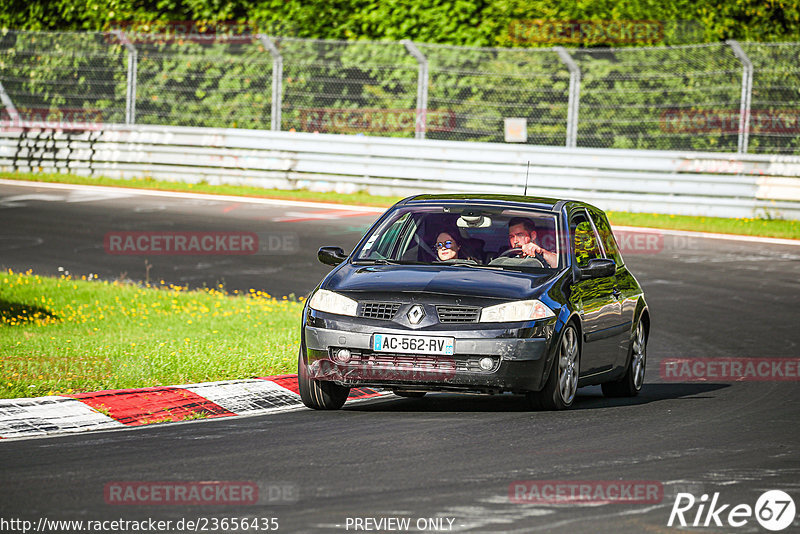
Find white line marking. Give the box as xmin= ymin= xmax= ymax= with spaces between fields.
xmin=0 ymin=179 xmax=385 ymax=213
xmin=273 ymin=210 xmax=376 ymax=222
xmin=0 ymin=193 xmax=64 ymax=207
xmin=613 ymin=225 xmax=800 ymax=246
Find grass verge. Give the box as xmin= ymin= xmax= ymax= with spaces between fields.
xmin=2 ymin=171 xmax=798 ymax=239
xmin=606 ymin=211 xmax=799 ymax=240
xmin=0 ymin=269 xmax=302 ymax=399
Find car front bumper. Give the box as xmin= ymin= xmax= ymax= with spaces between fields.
xmin=303 ymin=314 xmax=557 ymax=393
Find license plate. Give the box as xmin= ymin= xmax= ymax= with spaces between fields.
xmin=372 ymin=333 xmax=455 ymax=355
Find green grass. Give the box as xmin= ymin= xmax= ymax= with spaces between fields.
xmin=606 ymin=212 xmax=800 ymax=240
xmin=2 ymin=170 xmax=797 ymax=239
xmin=0 ymin=269 xmax=302 ymax=399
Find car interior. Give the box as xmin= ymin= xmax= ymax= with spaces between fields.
xmin=393 ymin=211 xmax=558 ymax=268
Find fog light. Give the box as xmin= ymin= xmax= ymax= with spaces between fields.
xmin=479 ymin=357 xmax=494 ymax=371
xmin=335 ymin=348 xmax=352 ymax=363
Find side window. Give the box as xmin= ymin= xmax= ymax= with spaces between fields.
xmin=589 ymin=209 xmax=623 ymax=266
xmin=570 ymin=212 xmax=603 ymax=268
xmin=370 ymin=213 xmax=410 ymax=258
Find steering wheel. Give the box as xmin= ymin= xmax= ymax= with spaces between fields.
xmin=499 ymin=247 xmax=525 ymax=258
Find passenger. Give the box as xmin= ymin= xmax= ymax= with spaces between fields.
xmin=435 ymin=231 xmax=462 ymax=261
xmin=507 ymin=217 xmax=558 ymax=268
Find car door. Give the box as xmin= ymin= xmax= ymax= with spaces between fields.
xmin=588 ymin=208 xmax=637 ymax=369
xmin=568 ymin=209 xmax=622 ymax=378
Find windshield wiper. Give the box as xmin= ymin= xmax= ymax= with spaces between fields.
xmin=351 ymin=258 xmax=403 ymax=265
xmin=438 ymin=261 xmax=503 ymax=270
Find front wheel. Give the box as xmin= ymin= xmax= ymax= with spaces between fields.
xmin=297 ymin=351 xmax=350 ymax=410
xmin=602 ymin=319 xmax=646 ymax=397
xmin=527 ymin=324 xmax=580 ymax=410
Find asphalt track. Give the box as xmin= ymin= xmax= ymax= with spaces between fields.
xmin=1 ymin=181 xmax=800 ymax=533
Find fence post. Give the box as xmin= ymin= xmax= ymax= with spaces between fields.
xmin=402 ymin=40 xmax=429 ymax=140
xmin=727 ymin=40 xmax=753 ymax=154
xmin=554 ymin=46 xmax=580 ymax=148
xmin=0 ymin=80 xmax=20 ymax=125
xmin=113 ymin=30 xmax=137 ymax=125
xmin=259 ymin=35 xmax=283 ymax=131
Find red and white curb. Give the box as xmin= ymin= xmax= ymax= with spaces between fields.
xmin=0 ymin=375 xmax=387 ymax=440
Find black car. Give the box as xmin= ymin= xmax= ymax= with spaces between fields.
xmin=298 ymin=194 xmax=649 ymax=410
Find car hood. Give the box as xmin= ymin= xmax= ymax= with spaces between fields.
xmin=324 ymin=263 xmax=554 ymax=300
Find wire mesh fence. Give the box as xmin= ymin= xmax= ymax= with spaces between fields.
xmin=0 ymin=29 xmax=798 ymax=154
xmin=419 ymin=43 xmax=571 ymax=145
xmin=743 ymin=42 xmax=800 ymax=155
xmin=276 ymin=38 xmax=419 ymax=136
xmin=572 ymin=43 xmax=745 ymax=152
xmin=0 ymin=31 xmax=127 ymax=127
xmin=135 ymin=38 xmax=273 ymax=129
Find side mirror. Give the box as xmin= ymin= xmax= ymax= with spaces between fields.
xmin=579 ymin=258 xmax=616 ymax=280
xmin=318 ymin=246 xmax=348 ymax=266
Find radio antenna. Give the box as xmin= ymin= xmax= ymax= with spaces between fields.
xmin=524 ymin=161 xmax=530 ymax=196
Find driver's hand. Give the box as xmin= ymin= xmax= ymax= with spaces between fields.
xmin=521 ymin=243 xmax=541 ymax=257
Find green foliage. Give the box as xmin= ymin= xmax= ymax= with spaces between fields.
xmin=135 ymin=40 xmax=273 ymax=128
xmin=0 ymin=31 xmax=128 ymax=123
xmin=573 ymin=221 xmax=598 ymax=267
xmin=1 ymin=0 xmax=799 ymax=44
xmin=1 ymin=2 xmax=798 ymax=151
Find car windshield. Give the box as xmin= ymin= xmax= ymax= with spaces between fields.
xmin=353 ymin=204 xmax=562 ymax=272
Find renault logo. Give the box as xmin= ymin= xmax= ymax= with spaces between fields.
xmin=407 ymin=305 xmax=425 ymax=324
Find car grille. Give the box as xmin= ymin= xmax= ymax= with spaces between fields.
xmin=331 ymin=349 xmax=499 ymax=373
xmin=360 ymin=302 xmax=401 ymax=320
xmin=436 ymin=305 xmax=480 ymax=323
xmin=355 ymin=352 xmax=457 ymax=371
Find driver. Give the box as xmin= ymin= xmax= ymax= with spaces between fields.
xmin=507 ymin=217 xmax=558 ymax=268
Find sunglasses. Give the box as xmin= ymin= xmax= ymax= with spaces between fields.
xmin=436 ymin=241 xmax=454 ymax=250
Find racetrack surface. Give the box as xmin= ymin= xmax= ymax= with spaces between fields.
xmin=1 ymin=181 xmax=799 ymax=533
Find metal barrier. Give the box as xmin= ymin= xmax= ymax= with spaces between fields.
xmin=1 ymin=124 xmax=799 ymax=219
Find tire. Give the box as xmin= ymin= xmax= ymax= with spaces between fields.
xmin=602 ymin=319 xmax=646 ymax=398
xmin=527 ymin=324 xmax=580 ymax=410
xmin=393 ymin=390 xmax=426 ymax=398
xmin=297 ymin=350 xmax=350 ymax=410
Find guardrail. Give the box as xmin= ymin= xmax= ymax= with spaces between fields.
xmin=1 ymin=124 xmax=799 ymax=219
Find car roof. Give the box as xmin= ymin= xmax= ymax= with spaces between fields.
xmin=401 ymin=193 xmax=580 ymax=213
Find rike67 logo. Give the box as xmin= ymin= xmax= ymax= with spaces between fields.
xmin=669 ymin=490 xmax=796 ymax=531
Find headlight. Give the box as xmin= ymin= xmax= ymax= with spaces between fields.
xmin=308 ymin=289 xmax=358 ymax=317
xmin=479 ymin=299 xmax=555 ymax=323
